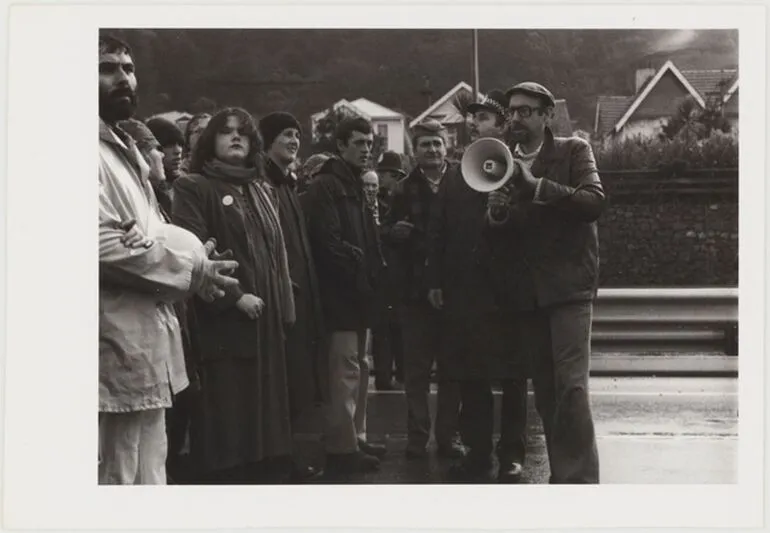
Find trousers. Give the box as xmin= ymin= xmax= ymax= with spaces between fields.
xmin=401 ymin=303 xmax=461 ymax=448
xmin=324 ymin=330 xmax=369 ymax=454
xmin=98 ymin=408 xmax=167 ymax=484
xmin=525 ymin=301 xmax=600 ymax=483
xmin=460 ymin=377 xmax=528 ymax=463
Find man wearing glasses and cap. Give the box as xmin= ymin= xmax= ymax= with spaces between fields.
xmin=484 ymin=82 xmax=606 ymax=483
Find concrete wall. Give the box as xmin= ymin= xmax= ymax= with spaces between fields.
xmin=598 ymin=194 xmax=738 ymax=287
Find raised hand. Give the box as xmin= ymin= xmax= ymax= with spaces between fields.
xmin=196 ymin=237 xmax=240 ymax=302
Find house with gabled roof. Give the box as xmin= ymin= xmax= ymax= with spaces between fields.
xmin=310 ymin=97 xmax=406 ymax=153
xmin=594 ymin=60 xmax=738 ymax=141
xmin=408 ymin=81 xmax=475 ymax=150
xmin=410 ymin=81 xmax=575 ymax=149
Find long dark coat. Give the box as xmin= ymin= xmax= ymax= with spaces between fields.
xmin=264 ymin=159 xmax=328 ymax=414
xmin=172 ymin=170 xmax=295 ymax=476
xmin=425 ymin=165 xmax=522 ymax=380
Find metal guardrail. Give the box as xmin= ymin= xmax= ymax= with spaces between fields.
xmin=366 ymin=288 xmax=739 ymax=378
xmin=591 ymin=287 xmax=738 ymax=376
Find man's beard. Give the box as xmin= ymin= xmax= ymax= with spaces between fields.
xmin=99 ymin=87 xmax=137 ymax=124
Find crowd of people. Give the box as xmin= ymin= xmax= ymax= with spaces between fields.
xmin=99 ymin=33 xmax=606 ymax=485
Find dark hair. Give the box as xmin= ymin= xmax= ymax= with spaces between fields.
xmin=335 ymin=117 xmax=373 ymax=146
xmin=184 ymin=112 xmax=212 ymax=152
xmin=99 ymin=35 xmax=132 ymax=56
xmin=145 ymin=117 xmax=185 ymax=149
xmin=189 ymin=107 xmax=263 ymax=173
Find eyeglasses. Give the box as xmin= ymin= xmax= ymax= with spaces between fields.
xmin=507 ymin=105 xmax=544 ymax=118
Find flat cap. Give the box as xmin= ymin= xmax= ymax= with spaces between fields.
xmin=504 ymin=82 xmax=556 ymax=108
xmin=411 ymin=119 xmax=448 ymax=144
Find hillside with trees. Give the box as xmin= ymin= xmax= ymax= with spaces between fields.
xmin=104 ymin=29 xmax=738 ymax=137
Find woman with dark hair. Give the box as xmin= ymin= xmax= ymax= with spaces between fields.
xmin=171 ymin=107 xmax=296 ymax=484
xmin=181 ymin=112 xmax=212 ymax=174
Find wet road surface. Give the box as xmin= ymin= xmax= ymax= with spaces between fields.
xmin=293 ymin=377 xmax=737 ymax=484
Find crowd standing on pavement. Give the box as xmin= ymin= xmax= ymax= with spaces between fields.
xmin=99 ymin=33 xmax=605 ymax=485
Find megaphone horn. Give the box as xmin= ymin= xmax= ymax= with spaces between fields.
xmin=461 ymin=138 xmax=515 ymax=193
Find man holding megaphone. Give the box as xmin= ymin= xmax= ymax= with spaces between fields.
xmin=479 ymin=82 xmax=606 ymax=483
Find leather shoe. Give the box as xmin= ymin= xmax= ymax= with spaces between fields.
xmin=358 ymin=439 xmax=387 ymax=458
xmin=498 ymin=461 xmax=523 ymax=483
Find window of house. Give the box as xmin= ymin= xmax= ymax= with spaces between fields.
xmin=377 ymin=124 xmax=388 ymax=139
xmin=446 ymin=129 xmax=458 ymax=148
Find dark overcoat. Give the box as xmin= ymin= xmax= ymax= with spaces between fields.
xmin=171 ymin=170 xmax=295 ymax=474
xmin=264 ymin=159 xmax=329 ymax=412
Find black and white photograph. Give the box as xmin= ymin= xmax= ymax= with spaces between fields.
xmin=3 ymin=3 xmax=767 ymax=531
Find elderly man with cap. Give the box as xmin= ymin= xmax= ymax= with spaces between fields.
xmin=484 ymin=81 xmax=606 ymax=483
xmin=259 ymin=111 xmax=327 ymax=482
xmin=438 ymin=88 xmax=529 ymax=483
xmin=370 ymin=151 xmax=408 ymax=390
xmin=383 ymin=120 xmax=465 ymax=460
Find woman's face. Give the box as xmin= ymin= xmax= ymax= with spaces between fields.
xmin=187 ymin=116 xmax=210 ymax=154
xmin=214 ymin=115 xmax=250 ymax=166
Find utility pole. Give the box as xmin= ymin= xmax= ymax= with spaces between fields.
xmin=472 ymin=29 xmax=480 ymax=101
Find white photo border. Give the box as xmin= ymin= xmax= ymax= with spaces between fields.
xmin=3 ymin=2 xmax=766 ymax=531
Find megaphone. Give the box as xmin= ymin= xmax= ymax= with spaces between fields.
xmin=461 ymin=138 xmax=516 ymax=192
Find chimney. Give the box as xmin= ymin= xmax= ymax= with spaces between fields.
xmin=635 ymin=67 xmax=656 ymax=93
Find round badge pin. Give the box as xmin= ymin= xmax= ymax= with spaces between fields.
xmin=222 ymin=195 xmax=234 ymax=206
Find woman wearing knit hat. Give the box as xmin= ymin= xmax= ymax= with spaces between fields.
xmin=146 ymin=117 xmax=186 ymax=184
xmin=259 ymin=111 xmax=327 ymax=482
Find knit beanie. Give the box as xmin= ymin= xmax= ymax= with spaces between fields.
xmin=118 ymin=118 xmax=161 ymax=153
xmin=145 ymin=117 xmax=185 ymax=148
xmin=259 ymin=111 xmax=302 ymax=149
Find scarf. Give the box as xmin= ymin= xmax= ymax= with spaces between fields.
xmin=202 ymin=158 xmax=259 ymax=185
xmin=202 ymin=157 xmax=296 ymax=325
xmin=265 ymin=157 xmax=297 ymax=189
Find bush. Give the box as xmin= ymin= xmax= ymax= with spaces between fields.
xmin=593 ymin=132 xmax=738 ymax=171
